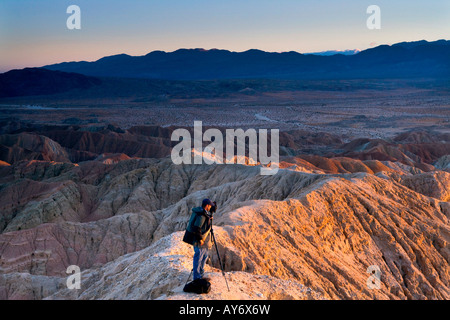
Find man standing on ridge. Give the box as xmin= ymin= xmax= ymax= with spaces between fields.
xmin=183 ymin=198 xmax=216 ymax=281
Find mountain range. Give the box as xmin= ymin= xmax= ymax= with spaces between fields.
xmin=0 ymin=39 xmax=448 ymax=99
xmin=41 ymin=39 xmax=450 ymax=80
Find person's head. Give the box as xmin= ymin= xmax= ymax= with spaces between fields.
xmin=202 ymin=198 xmax=213 ymax=211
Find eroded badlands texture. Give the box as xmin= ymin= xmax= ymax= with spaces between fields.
xmin=0 ymin=125 xmax=448 ymax=299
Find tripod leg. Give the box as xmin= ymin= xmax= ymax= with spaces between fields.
xmin=211 ymin=229 xmax=230 ymax=292
xmin=185 ymin=269 xmax=193 ymax=285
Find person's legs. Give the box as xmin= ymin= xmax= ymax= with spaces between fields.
xmin=193 ymin=246 xmax=201 ymax=280
xmin=193 ymin=246 xmax=208 ymax=280
xmin=199 ymin=248 xmax=209 ymax=278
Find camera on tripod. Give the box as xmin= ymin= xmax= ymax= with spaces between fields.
xmin=210 ymin=201 xmax=217 ymax=214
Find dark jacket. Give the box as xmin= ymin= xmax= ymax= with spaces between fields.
xmin=183 ymin=207 xmax=212 ymax=247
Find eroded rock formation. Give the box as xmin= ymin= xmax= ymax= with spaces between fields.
xmin=0 ymin=151 xmax=448 ymax=300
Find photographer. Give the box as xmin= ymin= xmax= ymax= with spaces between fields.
xmin=183 ymin=198 xmax=216 ymax=281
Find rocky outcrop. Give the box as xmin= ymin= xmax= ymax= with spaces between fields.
xmin=397 ymin=171 xmax=450 ymax=201
xmin=0 ymin=133 xmax=70 ymax=164
xmin=43 ymin=231 xmax=324 ymax=300
xmin=434 ymin=155 xmax=450 ymax=172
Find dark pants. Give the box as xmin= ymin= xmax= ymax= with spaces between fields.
xmin=193 ymin=246 xmax=208 ymax=280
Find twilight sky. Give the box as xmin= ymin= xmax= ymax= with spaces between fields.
xmin=0 ymin=0 xmax=449 ymax=72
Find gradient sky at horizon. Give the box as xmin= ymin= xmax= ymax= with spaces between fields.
xmin=0 ymin=0 xmax=449 ymax=72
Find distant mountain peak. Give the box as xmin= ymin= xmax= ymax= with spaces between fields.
xmin=304 ymin=49 xmax=361 ymax=56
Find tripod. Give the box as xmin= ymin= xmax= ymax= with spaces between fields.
xmin=210 ymin=227 xmax=230 ymax=292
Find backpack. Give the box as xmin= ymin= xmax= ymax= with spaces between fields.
xmin=183 ymin=278 xmax=211 ymax=294
xmin=182 ymin=210 xmax=199 ymax=245
xmin=182 ymin=207 xmax=210 ymax=245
